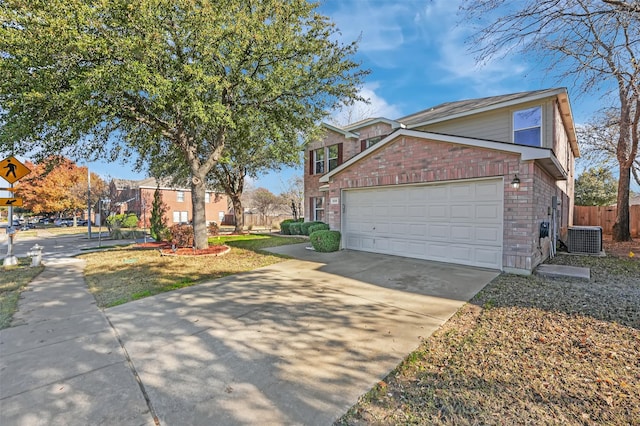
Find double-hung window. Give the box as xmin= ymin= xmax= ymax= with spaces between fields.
xmin=176 ymin=191 xmax=185 ymax=202
xmin=328 ymin=145 xmax=339 ymax=171
xmin=513 ymin=106 xmax=542 ymax=147
xmin=314 ymin=148 xmax=325 ymax=174
xmin=313 ymin=197 xmax=325 ymax=221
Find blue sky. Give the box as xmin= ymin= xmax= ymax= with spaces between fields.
xmin=82 ymin=0 xmax=629 ymax=193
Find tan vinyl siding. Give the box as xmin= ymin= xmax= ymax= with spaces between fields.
xmin=413 ymin=109 xmax=511 ymax=143
xmin=412 ymin=98 xmax=558 ymax=150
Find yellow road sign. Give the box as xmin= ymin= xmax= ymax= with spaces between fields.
xmin=1 ymin=156 xmax=31 ymax=184
xmin=0 ymin=197 xmax=23 ymax=207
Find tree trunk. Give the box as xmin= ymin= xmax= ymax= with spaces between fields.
xmin=231 ymin=195 xmax=244 ymax=233
xmin=190 ymin=174 xmax=209 ymax=249
xmin=612 ymin=164 xmax=631 ymax=241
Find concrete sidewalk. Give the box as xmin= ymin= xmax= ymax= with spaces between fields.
xmin=1 ymin=244 xmax=497 ymax=425
xmin=0 ymin=259 xmax=155 ymax=426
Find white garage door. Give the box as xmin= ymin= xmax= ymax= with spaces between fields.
xmin=343 ymin=179 xmax=503 ymax=269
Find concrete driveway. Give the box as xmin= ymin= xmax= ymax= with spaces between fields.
xmin=106 ymin=244 xmax=498 ymax=425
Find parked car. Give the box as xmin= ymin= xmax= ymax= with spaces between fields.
xmin=54 ymin=218 xmax=74 ymax=227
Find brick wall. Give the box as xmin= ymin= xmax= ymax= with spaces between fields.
xmin=127 ymin=188 xmax=228 ymax=227
xmin=324 ymin=135 xmax=571 ymax=272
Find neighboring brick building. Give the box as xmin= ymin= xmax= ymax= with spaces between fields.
xmin=305 ymin=88 xmax=579 ymax=274
xmin=109 ymin=178 xmax=229 ymax=227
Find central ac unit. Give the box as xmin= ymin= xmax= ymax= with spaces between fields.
xmin=567 ymin=226 xmax=602 ymax=254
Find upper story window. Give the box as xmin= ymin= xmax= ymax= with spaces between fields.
xmin=314 ymin=148 xmax=325 ymax=174
xmin=514 ymin=106 xmax=542 ymax=147
xmin=361 ymin=135 xmax=384 ymax=152
xmin=328 ymin=145 xmax=339 ymax=171
xmin=176 ymin=191 xmax=185 ymax=202
xmin=365 ymin=136 xmax=382 ymax=149
xmin=205 ymin=192 xmax=210 ymax=203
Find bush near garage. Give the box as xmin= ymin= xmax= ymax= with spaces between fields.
xmin=301 ymin=221 xmax=325 ymax=235
xmin=280 ymin=218 xmax=303 ymax=235
xmin=308 ymin=223 xmax=330 ymax=234
xmin=310 ymin=230 xmax=341 ymax=252
xmin=289 ymin=222 xmax=303 ymax=235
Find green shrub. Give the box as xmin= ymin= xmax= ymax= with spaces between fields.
xmin=310 ymin=230 xmax=341 ymax=252
xmin=170 ymin=224 xmax=194 ymax=247
xmin=301 ymin=221 xmax=325 ymax=235
xmin=106 ymin=213 xmax=139 ymax=229
xmin=289 ymin=222 xmax=302 ymax=235
xmin=280 ymin=222 xmax=291 ymax=235
xmin=280 ymin=219 xmax=296 ymax=235
xmin=308 ymin=223 xmax=330 ymax=234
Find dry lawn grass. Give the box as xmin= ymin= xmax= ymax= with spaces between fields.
xmin=81 ymin=234 xmax=306 ymax=308
xmin=337 ymin=245 xmax=639 ymax=425
xmin=0 ymin=258 xmax=44 ymax=329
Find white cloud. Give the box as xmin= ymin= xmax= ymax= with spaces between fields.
xmin=330 ymin=82 xmax=403 ymax=125
xmin=328 ymin=1 xmax=412 ymax=53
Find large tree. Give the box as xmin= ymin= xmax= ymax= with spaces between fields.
xmin=461 ymin=0 xmax=639 ymax=241
xmin=0 ymin=0 xmax=366 ymax=249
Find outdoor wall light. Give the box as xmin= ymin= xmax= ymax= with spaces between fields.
xmin=511 ymin=174 xmax=521 ymax=189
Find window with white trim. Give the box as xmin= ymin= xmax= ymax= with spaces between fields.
xmin=314 ymin=148 xmax=325 ymax=174
xmin=205 ymin=192 xmax=210 ymax=203
xmin=365 ymin=136 xmax=382 ymax=149
xmin=176 ymin=191 xmax=185 ymax=202
xmin=514 ymin=106 xmax=542 ymax=147
xmin=313 ymin=197 xmax=325 ymax=221
xmin=172 ymin=211 xmax=188 ymax=224
xmin=328 ymin=145 xmax=339 ymax=171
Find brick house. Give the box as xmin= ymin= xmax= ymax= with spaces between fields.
xmin=110 ymin=178 xmax=229 ymax=227
xmin=304 ymin=88 xmax=579 ymax=274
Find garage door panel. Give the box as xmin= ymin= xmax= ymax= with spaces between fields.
xmin=476 ymin=226 xmax=501 ymax=243
xmin=476 ymin=181 xmax=501 ymax=198
xmin=449 ymin=245 xmax=474 ymax=262
xmin=428 ymin=223 xmax=449 ymax=239
xmin=450 ymin=184 xmax=472 ymax=199
xmin=428 ymin=205 xmax=448 ymax=220
xmin=426 ymin=186 xmax=448 ymax=201
xmin=344 ymin=179 xmax=503 ymax=269
xmin=451 ymin=226 xmax=473 ymax=242
xmin=407 ymin=205 xmax=426 ymax=218
xmin=475 ymin=248 xmax=501 ymax=267
xmin=476 ymin=204 xmax=501 ymax=221
xmin=451 ymin=205 xmax=473 ymax=220
xmin=409 ymin=224 xmax=427 ymax=237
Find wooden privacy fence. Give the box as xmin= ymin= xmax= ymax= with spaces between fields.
xmin=222 ymin=213 xmax=295 ymax=228
xmin=573 ymin=205 xmax=640 ymax=237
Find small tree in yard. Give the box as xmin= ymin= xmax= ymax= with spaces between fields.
xmin=150 ymin=187 xmax=168 ymax=242
xmin=575 ymin=167 xmax=618 ymax=206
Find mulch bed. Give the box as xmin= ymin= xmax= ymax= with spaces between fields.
xmin=134 ymin=241 xmax=230 ymax=256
